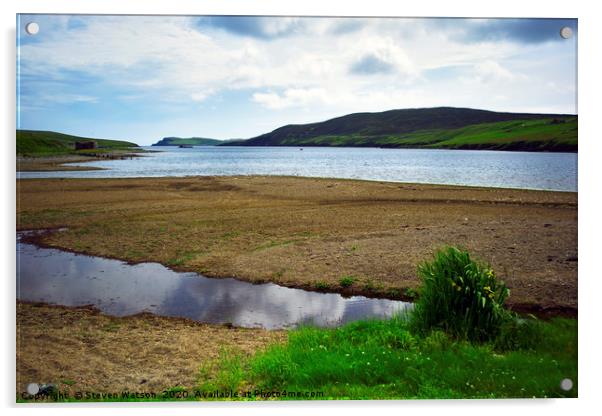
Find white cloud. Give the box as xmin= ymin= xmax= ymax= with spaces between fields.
xmin=39 ymin=93 xmax=99 ymax=104
xmin=17 ymin=16 xmax=493 ymax=101
xmin=252 ymin=88 xmax=330 ymax=109
xmin=349 ymin=36 xmax=417 ymax=77
xmin=190 ymin=90 xmax=214 ymax=102
xmin=473 ymin=60 xmax=517 ymax=83
xmin=18 ymin=15 xmax=577 ymax=130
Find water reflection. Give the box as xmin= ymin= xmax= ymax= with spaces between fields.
xmin=17 ymin=238 xmax=410 ymax=329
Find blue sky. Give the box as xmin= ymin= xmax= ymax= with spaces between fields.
xmin=17 ymin=15 xmax=577 ymax=145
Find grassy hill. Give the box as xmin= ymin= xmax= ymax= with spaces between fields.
xmin=17 ymin=130 xmax=139 ymax=156
xmin=223 ymin=107 xmax=577 ymax=152
xmin=152 ymin=137 xmax=222 ymax=146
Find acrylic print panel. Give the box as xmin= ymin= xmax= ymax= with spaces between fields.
xmin=16 ymin=14 xmax=577 ymax=402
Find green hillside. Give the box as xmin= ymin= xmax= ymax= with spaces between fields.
xmin=17 ymin=130 xmax=139 ymax=156
xmin=279 ymin=118 xmax=577 ymax=152
xmin=223 ymin=107 xmax=577 ymax=152
xmin=152 ymin=137 xmax=222 ymax=146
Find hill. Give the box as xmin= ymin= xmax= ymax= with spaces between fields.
xmin=152 ymin=137 xmax=222 ymax=146
xmin=222 ymin=107 xmax=577 ymax=152
xmin=17 ymin=130 xmax=139 ymax=156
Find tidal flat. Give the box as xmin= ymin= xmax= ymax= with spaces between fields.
xmin=17 ymin=175 xmax=577 ymax=314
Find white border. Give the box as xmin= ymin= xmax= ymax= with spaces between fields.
xmin=3 ymin=1 xmax=600 ymax=415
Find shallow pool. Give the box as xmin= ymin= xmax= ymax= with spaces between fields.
xmin=17 ymin=234 xmax=411 ymax=329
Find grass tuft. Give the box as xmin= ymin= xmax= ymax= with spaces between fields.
xmin=339 ymin=276 xmax=356 ymax=288
xmin=410 ymin=246 xmax=511 ymax=343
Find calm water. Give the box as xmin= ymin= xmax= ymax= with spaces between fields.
xmin=17 ymin=236 xmax=410 ymax=329
xmin=18 ymin=146 xmax=577 ymax=191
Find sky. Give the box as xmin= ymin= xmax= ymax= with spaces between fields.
xmin=17 ymin=15 xmax=577 ymax=145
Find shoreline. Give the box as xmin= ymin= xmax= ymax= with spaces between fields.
xmin=17 ymin=229 xmax=577 ymax=319
xmin=155 ymin=143 xmax=578 ymax=153
xmin=17 ymin=173 xmax=578 ymax=193
xmin=17 ymin=155 xmax=107 ymax=172
xmin=17 ymin=175 xmax=577 ymax=316
xmin=217 ymin=143 xmax=578 ymax=153
xmin=16 ymin=150 xmax=146 ymax=172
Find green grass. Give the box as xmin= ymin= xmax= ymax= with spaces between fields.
xmin=17 ymin=314 xmax=577 ymax=402
xmin=275 ymin=117 xmax=577 ymax=152
xmin=404 ymin=288 xmax=419 ymax=299
xmin=339 ymin=276 xmax=357 ymax=288
xmin=17 ymin=130 xmax=139 ymax=156
xmin=314 ymin=281 xmax=331 ymax=290
xmin=200 ymin=316 xmax=576 ymax=400
xmin=427 ymin=118 xmax=577 ymax=149
xmin=198 ymin=348 xmax=246 ymax=392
